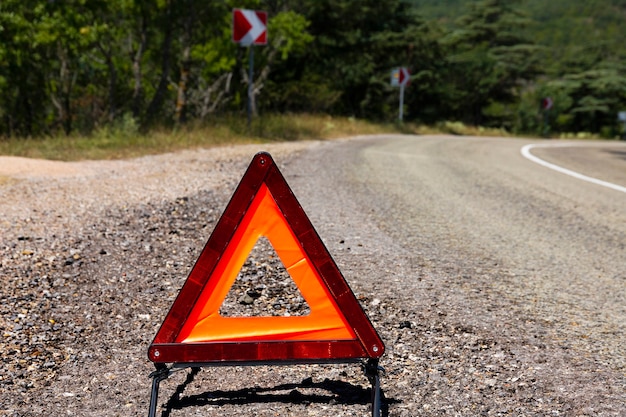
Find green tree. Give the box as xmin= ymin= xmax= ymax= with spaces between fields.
xmin=547 ymin=60 xmax=626 ymax=135
xmin=0 ymin=1 xmax=50 ymax=136
xmin=283 ymin=0 xmax=437 ymax=119
xmin=441 ymin=0 xmax=541 ymax=127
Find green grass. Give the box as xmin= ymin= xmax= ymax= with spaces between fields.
xmin=0 ymin=114 xmax=405 ymax=161
xmin=0 ymin=113 xmax=513 ymax=162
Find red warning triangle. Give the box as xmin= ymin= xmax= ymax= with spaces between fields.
xmin=148 ymin=152 xmax=384 ymax=364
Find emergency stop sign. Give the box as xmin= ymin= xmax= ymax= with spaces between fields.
xmin=148 ymin=152 xmax=385 ymax=364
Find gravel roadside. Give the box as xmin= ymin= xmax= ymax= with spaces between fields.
xmin=1 ymin=142 xmax=332 ymax=416
xmin=1 ymin=137 xmax=624 ymax=416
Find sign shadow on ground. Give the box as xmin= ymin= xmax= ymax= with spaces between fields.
xmin=158 ymin=367 xmax=398 ymax=417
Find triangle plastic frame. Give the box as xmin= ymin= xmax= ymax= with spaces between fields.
xmin=148 ymin=152 xmax=384 ymax=364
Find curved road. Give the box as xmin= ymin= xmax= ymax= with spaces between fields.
xmin=288 ymin=135 xmax=626 ymax=414
xmin=3 ymin=135 xmax=624 ymax=416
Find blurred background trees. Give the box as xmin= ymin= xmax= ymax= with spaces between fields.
xmin=1 ymin=0 xmax=625 ymax=138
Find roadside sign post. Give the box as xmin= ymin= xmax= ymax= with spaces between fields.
xmin=232 ymin=9 xmax=267 ymax=128
xmin=399 ymin=83 xmax=405 ymax=121
xmin=248 ymin=45 xmax=254 ymax=127
xmin=391 ymin=67 xmax=410 ymax=122
xmin=618 ymin=111 xmax=626 ymax=140
xmin=542 ymin=97 xmax=554 ymax=137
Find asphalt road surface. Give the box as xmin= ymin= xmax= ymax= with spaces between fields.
xmin=294 ymin=135 xmax=626 ymax=367
xmin=286 ymin=135 xmax=625 ymax=414
xmin=2 ymin=135 xmax=624 ymax=416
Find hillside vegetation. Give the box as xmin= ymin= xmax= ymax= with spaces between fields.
xmin=413 ymin=0 xmax=626 ymax=74
xmin=411 ymin=0 xmax=626 ymax=136
xmin=1 ymin=0 xmax=625 ymax=140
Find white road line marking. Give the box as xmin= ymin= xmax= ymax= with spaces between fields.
xmin=521 ymin=143 xmax=626 ymax=193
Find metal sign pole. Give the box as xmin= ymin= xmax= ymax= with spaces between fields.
xmin=247 ymin=45 xmax=254 ymax=129
xmin=399 ymin=84 xmax=405 ymax=122
xmin=618 ymin=111 xmax=626 ymax=140
xmin=148 ymin=361 xmax=382 ymax=417
xmin=543 ymin=108 xmax=550 ymax=138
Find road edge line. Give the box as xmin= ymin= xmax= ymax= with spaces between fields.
xmin=521 ymin=143 xmax=626 ymax=194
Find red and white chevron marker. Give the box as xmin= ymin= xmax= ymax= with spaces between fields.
xmin=232 ymin=9 xmax=267 ymax=46
xmin=398 ymin=67 xmax=410 ymax=86
xmin=391 ymin=67 xmax=410 ymax=87
xmin=542 ymin=97 xmax=554 ymax=110
xmin=391 ymin=67 xmax=410 ymax=121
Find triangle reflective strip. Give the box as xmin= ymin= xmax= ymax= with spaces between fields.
xmin=148 ymin=152 xmax=384 ymax=364
xmin=176 ymin=184 xmax=355 ymax=343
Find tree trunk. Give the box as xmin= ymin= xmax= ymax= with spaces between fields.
xmin=105 ymin=48 xmax=117 ymax=121
xmin=199 ymin=73 xmax=232 ymax=118
xmin=130 ymin=21 xmax=148 ymax=120
xmin=145 ymin=1 xmax=174 ymax=124
xmin=175 ymin=0 xmax=194 ymax=125
xmin=175 ymin=46 xmax=191 ymax=124
xmin=14 ymin=84 xmax=33 ymax=136
xmin=50 ymin=43 xmax=75 ymax=135
xmin=245 ymin=40 xmax=281 ymax=118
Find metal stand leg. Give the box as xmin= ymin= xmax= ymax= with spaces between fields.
xmin=148 ymin=362 xmax=383 ymax=416
xmin=364 ymin=359 xmax=384 ymax=417
xmin=148 ymin=364 xmax=170 ymax=417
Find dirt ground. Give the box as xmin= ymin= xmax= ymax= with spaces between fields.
xmin=1 ymin=138 xmax=624 ymax=416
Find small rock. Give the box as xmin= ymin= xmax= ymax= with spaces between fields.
xmin=484 ymin=378 xmax=497 ymax=387
xmin=239 ymin=294 xmax=255 ymax=305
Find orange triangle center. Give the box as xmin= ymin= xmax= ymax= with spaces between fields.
xmin=176 ymin=184 xmax=355 ymax=343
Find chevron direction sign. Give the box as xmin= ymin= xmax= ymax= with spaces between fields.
xmin=391 ymin=67 xmax=410 ymax=121
xmin=232 ymin=9 xmax=267 ymax=46
xmin=391 ymin=67 xmax=410 ymax=87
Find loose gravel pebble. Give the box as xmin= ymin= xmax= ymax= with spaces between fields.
xmin=1 ymin=138 xmax=624 ymax=416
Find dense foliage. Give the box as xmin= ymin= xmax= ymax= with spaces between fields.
xmin=1 ymin=0 xmax=625 ymax=138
